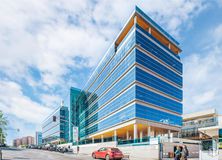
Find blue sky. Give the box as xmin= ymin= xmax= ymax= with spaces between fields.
xmin=0 ymin=0 xmax=222 ymax=144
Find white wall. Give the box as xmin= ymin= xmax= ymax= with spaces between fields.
xmin=200 ymin=150 xmax=219 ymax=160
xmin=119 ymin=144 xmax=159 ymax=160
xmin=72 ymin=142 xmax=117 ymax=155
xmin=218 ymin=116 xmax=222 ymax=128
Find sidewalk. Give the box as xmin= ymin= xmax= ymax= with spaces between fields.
xmin=163 ymin=159 xmax=199 ymax=160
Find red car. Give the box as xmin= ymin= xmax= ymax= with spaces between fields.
xmin=92 ymin=147 xmax=123 ymax=160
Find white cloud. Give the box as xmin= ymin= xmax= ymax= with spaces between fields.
xmin=0 ymin=80 xmax=52 ymax=124
xmin=40 ymin=93 xmax=61 ymax=107
xmin=0 ymin=0 xmax=207 ymax=87
xmin=93 ymin=0 xmax=206 ymax=36
xmin=183 ymin=24 xmax=222 ymax=113
xmin=0 ymin=0 xmax=108 ymax=87
xmin=213 ymin=24 xmax=222 ymax=44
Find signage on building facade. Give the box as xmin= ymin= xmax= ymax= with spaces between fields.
xmin=150 ymin=137 xmax=159 ymax=145
xmin=73 ymin=126 xmax=78 ymax=142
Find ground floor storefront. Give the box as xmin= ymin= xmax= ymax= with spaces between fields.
xmin=78 ymin=119 xmax=180 ymax=145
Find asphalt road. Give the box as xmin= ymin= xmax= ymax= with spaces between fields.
xmin=2 ymin=148 xmax=94 ymax=160
xmin=1 ymin=148 xmax=216 ymax=160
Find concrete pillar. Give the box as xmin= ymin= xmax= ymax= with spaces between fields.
xmin=162 ymin=130 xmax=165 ymax=136
xmin=140 ymin=131 xmax=143 ymax=142
xmin=101 ymin=135 xmax=104 ymax=143
xmin=168 ymin=130 xmax=171 ymax=139
xmin=134 ymin=124 xmax=138 ymax=140
xmin=126 ymin=130 xmax=129 ymax=140
xmin=147 ymin=126 xmax=151 ymax=137
xmin=148 ymin=27 xmax=151 ymax=34
xmin=168 ymin=43 xmax=171 ymax=49
xmin=159 ymin=130 xmax=162 ymax=137
xmin=114 ymin=130 xmax=117 ymax=141
xmin=134 ymin=16 xmax=137 ymax=24
xmin=92 ymin=137 xmax=94 ymax=143
xmin=155 ymin=130 xmax=158 ymax=137
xmin=200 ymin=132 xmax=203 ymax=139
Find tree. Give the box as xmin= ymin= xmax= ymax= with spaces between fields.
xmin=0 ymin=110 xmax=8 ymax=144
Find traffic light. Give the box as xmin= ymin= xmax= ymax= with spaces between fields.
xmin=53 ymin=116 xmax=56 ymax=122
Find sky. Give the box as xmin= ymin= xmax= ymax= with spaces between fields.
xmin=0 ymin=0 xmax=222 ymax=145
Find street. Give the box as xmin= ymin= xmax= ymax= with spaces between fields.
xmin=1 ymin=148 xmax=202 ymax=160
xmin=2 ymin=148 xmax=94 ymax=160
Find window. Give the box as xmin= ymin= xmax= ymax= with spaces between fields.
xmin=99 ymin=148 xmax=107 ymax=152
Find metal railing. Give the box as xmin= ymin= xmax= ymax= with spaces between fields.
xmin=183 ymin=118 xmax=218 ymax=129
xmin=117 ymin=137 xmax=160 ymax=146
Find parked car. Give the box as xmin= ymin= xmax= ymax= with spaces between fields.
xmin=43 ymin=144 xmax=50 ymax=150
xmin=49 ymin=145 xmax=57 ymax=151
xmin=0 ymin=143 xmax=6 ymax=147
xmin=92 ymin=147 xmax=123 ymax=160
xmin=56 ymin=147 xmax=61 ymax=152
xmin=56 ymin=147 xmax=65 ymax=153
xmin=67 ymin=146 xmax=73 ymax=152
xmin=28 ymin=145 xmax=37 ymax=149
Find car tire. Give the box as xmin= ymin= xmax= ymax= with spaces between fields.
xmin=92 ymin=153 xmax=96 ymax=159
xmin=105 ymin=155 xmax=110 ymax=160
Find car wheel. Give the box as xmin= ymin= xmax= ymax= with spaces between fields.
xmin=92 ymin=153 xmax=96 ymax=159
xmin=105 ymin=155 xmax=110 ymax=160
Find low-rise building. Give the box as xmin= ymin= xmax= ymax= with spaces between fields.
xmin=13 ymin=136 xmax=34 ymax=147
xmin=182 ymin=108 xmax=222 ymax=150
xmin=42 ymin=105 xmax=69 ymax=144
xmin=13 ymin=138 xmax=21 ymax=147
xmin=27 ymin=136 xmax=34 ymax=145
xmin=21 ymin=137 xmax=28 ymax=145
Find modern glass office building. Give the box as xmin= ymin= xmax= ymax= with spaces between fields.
xmin=42 ymin=106 xmax=69 ymax=144
xmin=69 ymin=87 xmax=81 ymax=142
xmin=72 ymin=6 xmax=182 ymax=144
xmin=35 ymin=131 xmax=42 ymax=145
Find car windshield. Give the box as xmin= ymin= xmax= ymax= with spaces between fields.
xmin=111 ymin=148 xmax=120 ymax=152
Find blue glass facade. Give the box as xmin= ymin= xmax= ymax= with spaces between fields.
xmin=42 ymin=106 xmax=69 ymax=144
xmin=219 ymin=129 xmax=222 ymax=149
xmin=73 ymin=6 xmax=182 ymax=142
xmin=69 ymin=87 xmax=81 ymax=142
xmin=35 ymin=131 xmax=42 ymax=145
